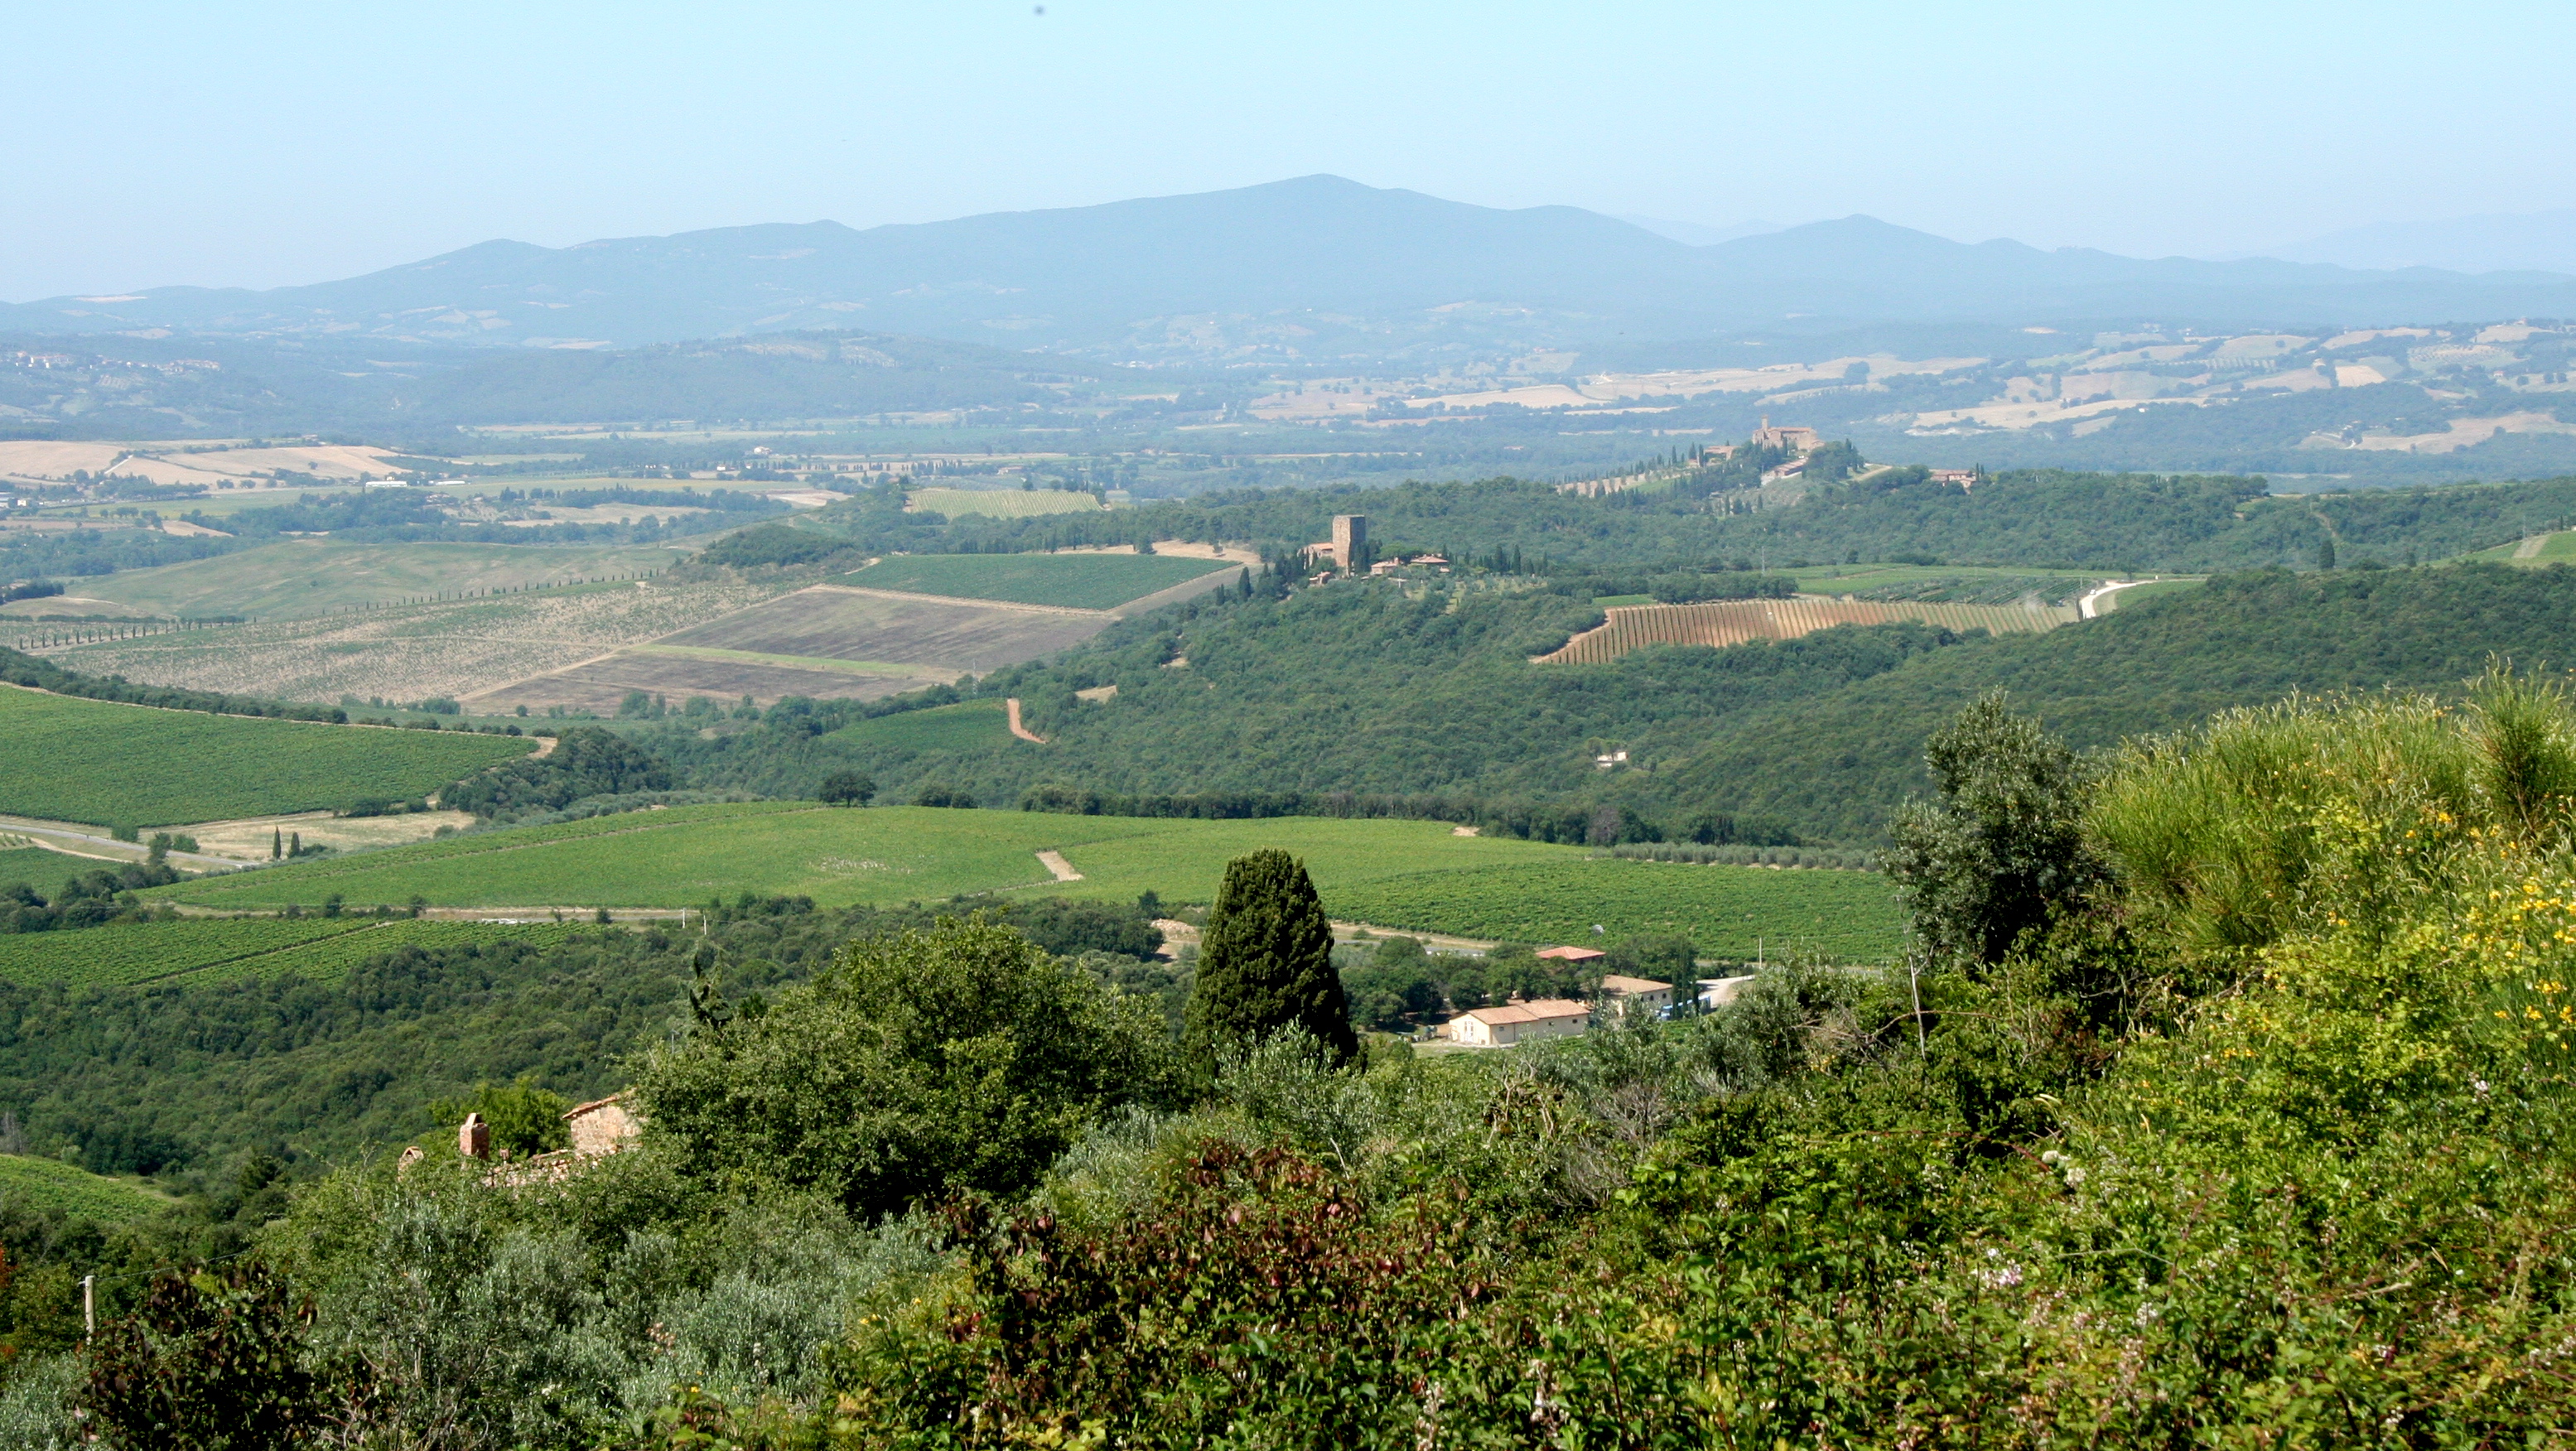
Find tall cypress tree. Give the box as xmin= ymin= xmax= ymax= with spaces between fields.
xmin=1184 ymin=850 xmax=1355 ymax=1074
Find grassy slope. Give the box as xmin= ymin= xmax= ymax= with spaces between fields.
xmin=845 ymin=552 xmax=1229 ymax=610
xmin=827 ymin=699 xmax=1017 ymax=752
xmin=0 ymin=1154 xmax=171 ymax=1222
xmin=908 ymin=487 xmax=1105 ymax=519
xmin=0 ymin=686 xmax=534 ymax=827
xmin=0 ymin=918 xmax=373 ymax=989
xmin=1669 ymin=562 xmax=2576 ymax=841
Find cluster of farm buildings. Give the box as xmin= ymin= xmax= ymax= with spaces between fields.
xmin=1438 ymin=944 xmax=1751 ymax=1048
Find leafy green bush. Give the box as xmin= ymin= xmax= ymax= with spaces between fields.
xmin=634 ymin=920 xmax=1179 ymax=1216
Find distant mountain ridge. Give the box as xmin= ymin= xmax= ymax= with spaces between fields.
xmin=10 ymin=176 xmax=2575 ymax=364
xmin=2254 ymin=210 xmax=2576 ymax=277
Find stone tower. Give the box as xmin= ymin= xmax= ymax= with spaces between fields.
xmin=1331 ymin=514 xmax=1368 ymax=569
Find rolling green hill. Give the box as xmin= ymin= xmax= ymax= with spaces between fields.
xmin=658 ymin=559 xmax=2576 ymax=847
xmin=0 ymin=685 xmax=535 ymax=827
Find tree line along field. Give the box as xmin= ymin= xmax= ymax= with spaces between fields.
xmin=133 ymin=803 xmax=1893 ymax=954
xmin=0 ymin=687 xmax=535 ymax=828
xmin=842 ymin=551 xmax=1234 ymax=610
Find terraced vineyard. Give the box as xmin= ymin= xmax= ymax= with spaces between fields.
xmin=0 ymin=687 xmax=535 ymax=827
xmin=1536 ymin=598 xmax=2076 ymax=664
xmin=1330 ymin=858 xmax=1905 ymax=961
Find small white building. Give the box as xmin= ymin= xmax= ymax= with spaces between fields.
xmin=1447 ymin=998 xmax=1592 ymax=1047
xmin=1598 ymin=975 xmax=1674 ymax=1013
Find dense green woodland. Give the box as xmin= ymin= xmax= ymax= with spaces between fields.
xmin=631 ymin=561 xmax=2576 ymax=846
xmin=0 ymin=895 xmax=1166 ymax=1183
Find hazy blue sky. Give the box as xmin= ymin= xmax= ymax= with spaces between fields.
xmin=7 ymin=1 xmax=2572 ymax=299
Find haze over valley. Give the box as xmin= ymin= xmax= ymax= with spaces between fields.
xmin=7 ymin=6 xmax=2576 ymax=1446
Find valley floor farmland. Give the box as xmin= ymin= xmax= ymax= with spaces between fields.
xmin=29 ymin=575 xmax=800 ymax=707
xmin=7 ymin=537 xmax=692 ymax=622
xmin=474 ymin=585 xmax=1119 ymax=713
xmin=136 ymin=804 xmax=1891 ymax=952
xmin=0 ymin=685 xmax=533 ymax=827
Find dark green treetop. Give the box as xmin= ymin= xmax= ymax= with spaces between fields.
xmin=1184 ymin=850 xmax=1356 ymax=1073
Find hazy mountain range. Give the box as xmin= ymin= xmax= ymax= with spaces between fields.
xmin=2252 ymin=210 xmax=2576 ymax=277
xmin=10 ymin=176 xmax=2574 ymax=366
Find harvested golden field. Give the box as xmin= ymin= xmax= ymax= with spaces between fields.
xmin=1537 ymin=598 xmax=2075 ymax=664
xmin=0 ymin=441 xmax=129 ymax=479
xmin=31 ymin=576 xmax=801 ymax=706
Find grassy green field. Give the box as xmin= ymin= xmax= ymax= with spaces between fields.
xmin=0 ymin=916 xmax=583 ymax=990
xmin=827 ymin=700 xmax=1016 ymax=752
xmin=0 ymin=917 xmax=379 ymax=987
xmin=1033 ymin=818 xmax=1568 ymax=909
xmin=844 ymin=552 xmax=1230 ymax=610
xmin=142 ymin=806 xmax=1533 ymax=911
xmin=0 ymin=1154 xmax=171 ymax=1222
xmin=143 ymin=803 xmax=1071 ymax=912
xmin=0 ymin=845 xmax=88 ymax=886
xmin=35 ymin=537 xmax=684 ymax=621
xmin=0 ymin=687 xmax=534 ymax=828
xmin=1332 ymin=860 xmax=1903 ymax=962
xmin=131 ymin=805 xmax=1874 ymax=951
xmin=2474 ymin=531 xmax=2576 ymax=566
xmin=908 ymin=486 xmax=1104 ymax=519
